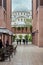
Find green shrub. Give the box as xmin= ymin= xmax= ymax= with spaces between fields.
xmin=17 ymin=27 xmax=21 ymax=30
xmin=19 ymin=35 xmax=22 ymax=40
xmin=28 ymin=34 xmax=32 ymax=42
xmin=24 ymin=35 xmax=28 ymax=40
xmin=13 ymin=35 xmax=17 ymax=41
xmin=30 ymin=25 xmax=32 ymax=33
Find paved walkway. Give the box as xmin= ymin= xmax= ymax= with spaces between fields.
xmin=0 ymin=44 xmax=43 ymax=65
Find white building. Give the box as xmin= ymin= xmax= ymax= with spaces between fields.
xmin=11 ymin=7 xmax=32 ymax=27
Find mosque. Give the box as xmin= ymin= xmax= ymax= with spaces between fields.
xmin=11 ymin=6 xmax=32 ymax=34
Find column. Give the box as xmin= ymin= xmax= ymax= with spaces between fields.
xmin=2 ymin=0 xmax=3 ymax=7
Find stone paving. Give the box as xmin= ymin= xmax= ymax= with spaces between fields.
xmin=0 ymin=44 xmax=43 ymax=65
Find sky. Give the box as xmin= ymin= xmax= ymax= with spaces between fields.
xmin=12 ymin=0 xmax=32 ymax=11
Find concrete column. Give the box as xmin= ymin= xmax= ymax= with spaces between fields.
xmin=9 ymin=35 xmax=12 ymax=45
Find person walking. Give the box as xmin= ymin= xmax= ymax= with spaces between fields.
xmin=23 ymin=39 xmax=25 ymax=45
xmin=0 ymin=38 xmax=5 ymax=61
xmin=0 ymin=38 xmax=3 ymax=48
xmin=26 ymin=39 xmax=28 ymax=45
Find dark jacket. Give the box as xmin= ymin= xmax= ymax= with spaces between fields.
xmin=0 ymin=39 xmax=3 ymax=48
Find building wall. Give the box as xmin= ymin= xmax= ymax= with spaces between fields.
xmin=32 ymin=0 xmax=43 ymax=47
xmin=6 ymin=0 xmax=11 ymax=30
xmin=12 ymin=11 xmax=31 ymax=22
xmin=38 ymin=6 xmax=43 ymax=46
xmin=0 ymin=0 xmax=11 ymax=29
xmin=32 ymin=0 xmax=39 ymax=46
xmin=0 ymin=0 xmax=12 ymax=45
xmin=0 ymin=7 xmax=6 ymax=28
xmin=12 ymin=10 xmax=32 ymax=34
xmin=12 ymin=27 xmax=30 ymax=34
xmin=6 ymin=0 xmax=12 ymax=44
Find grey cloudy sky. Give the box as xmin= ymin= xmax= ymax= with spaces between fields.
xmin=12 ymin=0 xmax=32 ymax=11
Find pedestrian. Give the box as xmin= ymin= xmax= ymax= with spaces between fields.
xmin=19 ymin=39 xmax=21 ymax=45
xmin=26 ymin=39 xmax=28 ymax=45
xmin=23 ymin=39 xmax=25 ymax=45
xmin=0 ymin=38 xmax=5 ymax=61
xmin=0 ymin=38 xmax=3 ymax=48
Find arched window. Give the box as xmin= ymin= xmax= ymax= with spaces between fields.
xmin=22 ymin=27 xmax=24 ymax=32
xmin=36 ymin=0 xmax=38 ymax=9
xmin=26 ymin=27 xmax=27 ymax=32
xmin=21 ymin=18 xmax=22 ymax=21
xmin=3 ymin=0 xmax=6 ymax=10
xmin=18 ymin=12 xmax=19 ymax=15
xmin=24 ymin=13 xmax=25 ymax=15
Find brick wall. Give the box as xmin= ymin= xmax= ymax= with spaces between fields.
xmin=0 ymin=6 xmax=6 ymax=28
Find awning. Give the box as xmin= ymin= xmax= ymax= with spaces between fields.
xmin=0 ymin=28 xmax=13 ymax=35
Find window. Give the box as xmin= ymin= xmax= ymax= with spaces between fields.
xmin=17 ymin=13 xmax=18 ymax=15
xmin=0 ymin=0 xmax=2 ymax=6
xmin=19 ymin=12 xmax=21 ymax=15
xmin=18 ymin=19 xmax=19 ymax=21
xmin=24 ymin=13 xmax=25 ymax=15
xmin=18 ymin=12 xmax=19 ymax=15
xmin=40 ymin=0 xmax=43 ymax=6
xmin=26 ymin=27 xmax=27 ymax=32
xmin=36 ymin=0 xmax=38 ymax=9
xmin=3 ymin=0 xmax=6 ymax=10
xmin=0 ymin=0 xmax=6 ymax=9
xmin=22 ymin=27 xmax=24 ymax=32
xmin=4 ymin=11 xmax=5 ymax=22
